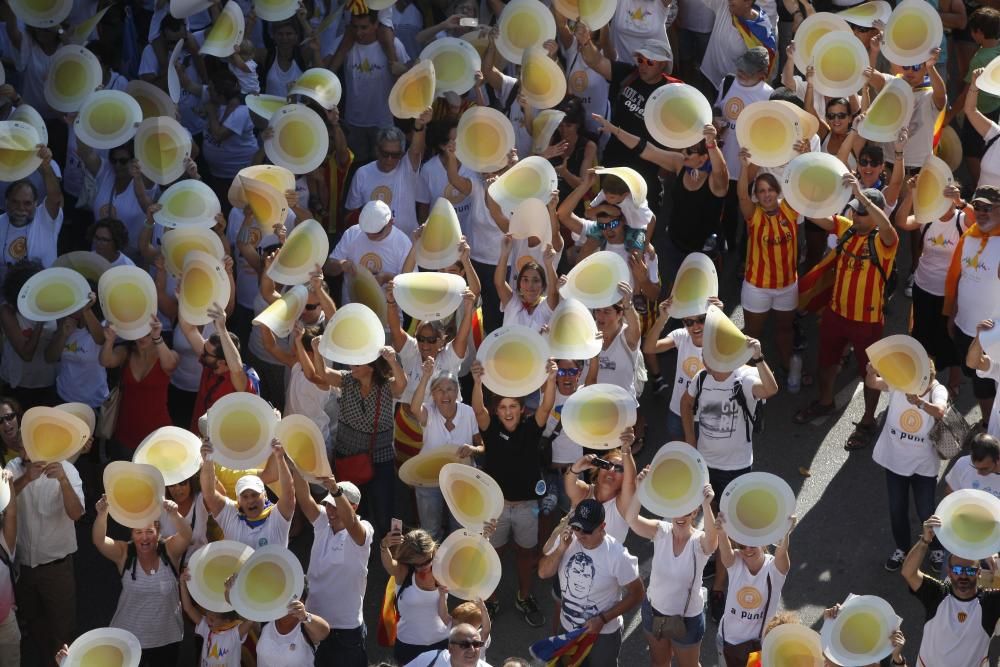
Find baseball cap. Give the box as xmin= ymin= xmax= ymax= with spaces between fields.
xmin=972 ymin=185 xmax=1000 ymax=205
xmin=359 ymin=200 xmax=392 ymax=234
xmin=235 ymin=474 xmax=266 ymax=496
xmin=322 ymin=481 xmax=362 ymax=506
xmin=634 ymin=40 xmax=671 ymax=63
xmin=846 ymin=188 xmax=886 ymax=216
xmin=569 ymin=498 xmax=605 ymax=534
xmin=736 ymin=47 xmax=770 ymax=76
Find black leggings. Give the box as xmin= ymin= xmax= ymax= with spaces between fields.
xmin=139 ymin=641 xmax=180 ymax=667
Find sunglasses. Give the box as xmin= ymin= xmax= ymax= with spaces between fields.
xmin=826 ymin=112 xmax=849 ymax=121
xmin=973 ymin=202 xmax=995 ymax=214
xmin=683 ymin=147 xmax=708 ymax=156
xmin=304 ymin=303 xmax=320 ymax=311
xmin=902 ymin=64 xmax=924 ymax=72
xmin=416 ymin=335 xmax=440 ymax=344
xmin=379 ymin=148 xmax=404 ymax=159
xmin=636 ymin=55 xmax=665 ymax=67
xmin=951 ymin=565 xmax=979 ymax=577
xmin=857 ymin=158 xmax=882 ymax=167
xmin=597 ymin=218 xmax=622 ymax=231
xmin=0 ymin=413 xmax=16 ymax=423
xmin=683 ymin=315 xmax=707 ymax=328
xmin=556 ymin=367 xmax=581 ymax=377
xmin=450 ymin=640 xmax=485 ymax=649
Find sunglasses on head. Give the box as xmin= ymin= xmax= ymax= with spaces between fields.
xmin=857 ymin=157 xmax=882 ymax=167
xmin=0 ymin=413 xmax=16 ymax=423
xmin=951 ymin=565 xmax=979 ymax=577
xmin=683 ymin=315 xmax=706 ymax=328
xmin=597 ymin=218 xmax=622 ymax=231
xmin=974 ymin=202 xmax=995 ymax=214
xmin=450 ymin=640 xmax=485 ymax=649
xmin=416 ymin=334 xmax=440 ymax=344
xmin=636 ymin=55 xmax=664 ymax=67
xmin=826 ymin=112 xmax=849 ymax=121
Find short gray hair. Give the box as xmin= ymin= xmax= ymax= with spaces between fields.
xmin=376 ymin=126 xmax=406 ymax=149
xmin=430 ymin=372 xmax=459 ymax=393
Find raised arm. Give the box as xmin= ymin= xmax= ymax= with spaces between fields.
xmin=716 ymin=513 xmax=737 ymax=568
xmin=494 ymin=235 xmax=515 ymax=307
xmin=290 ymin=463 xmax=322 ymax=524
xmin=591 ymin=115 xmax=684 ymax=173
xmin=198 ymin=443 xmax=229 ymax=517
xmin=534 ymin=360 xmax=558 ymax=426
xmin=162 ymin=499 xmax=193 ymax=568
xmin=92 ymin=494 xmax=128 ymax=568
xmin=451 ymin=290 xmax=476 ymax=359
xmin=471 ymin=361 xmax=491 ymax=431
xmin=967 ymin=69 xmax=996 ymax=140
xmin=409 ymin=357 xmax=435 ymax=426
xmin=408 ymin=108 xmax=432 ymax=172
xmin=573 ymin=21 xmax=611 ymax=81
xmin=209 ymin=304 xmax=247 ymax=392
xmin=968 ymin=320 xmax=995 ymax=373
xmin=270 ymin=440 xmax=295 ymax=520
xmin=38 ymin=147 xmax=62 ymax=219
xmin=901 ymin=515 xmax=937 ymax=591
xmin=624 ymin=465 xmax=660 ymax=539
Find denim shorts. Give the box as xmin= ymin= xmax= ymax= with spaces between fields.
xmin=640 ymin=597 xmax=706 ymax=647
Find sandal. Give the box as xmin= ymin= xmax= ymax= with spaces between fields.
xmin=792 ymin=400 xmax=836 ymax=424
xmin=845 ymin=421 xmax=878 ymax=451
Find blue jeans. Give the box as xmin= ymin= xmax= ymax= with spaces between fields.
xmin=666 ymin=411 xmax=685 ymax=442
xmin=362 ymin=459 xmax=396 ymax=538
xmin=314 ymin=625 xmax=367 ymax=667
xmin=415 ymin=487 xmax=460 ymax=543
xmin=885 ymin=468 xmax=938 ymax=551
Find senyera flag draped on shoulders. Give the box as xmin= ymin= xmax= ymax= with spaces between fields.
xmin=529 ymin=626 xmax=599 ymax=667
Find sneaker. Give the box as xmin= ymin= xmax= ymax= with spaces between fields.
xmin=930 ymin=550 xmax=945 ymax=567
xmin=485 ymin=598 xmax=500 ymax=618
xmin=904 ymin=274 xmax=914 ymax=298
xmin=652 ymin=374 xmax=670 ymax=395
xmin=515 ymin=594 xmax=545 ymax=628
xmin=884 ymin=549 xmax=906 ymax=572
xmin=709 ymin=590 xmax=725 ymax=624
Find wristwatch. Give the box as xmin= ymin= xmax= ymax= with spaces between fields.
xmin=331 ymin=486 xmax=343 ymax=498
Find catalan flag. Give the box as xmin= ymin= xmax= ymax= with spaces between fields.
xmin=529 ymin=627 xmax=599 ymax=667
xmin=377 ymin=576 xmax=400 ymax=646
xmin=731 ymin=6 xmax=777 ymax=79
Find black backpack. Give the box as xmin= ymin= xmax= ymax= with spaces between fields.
xmin=833 ymin=226 xmax=897 ymax=305
xmin=486 ymin=81 xmax=521 ymax=117
xmin=691 ymin=369 xmax=764 ymax=441
xmin=919 ymin=209 xmax=967 ymax=246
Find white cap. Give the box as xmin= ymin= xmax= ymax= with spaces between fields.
xmin=235 ymin=475 xmax=266 ymax=496
xmin=321 ymin=481 xmax=362 ymax=506
xmin=359 ymin=200 xmax=392 ymax=234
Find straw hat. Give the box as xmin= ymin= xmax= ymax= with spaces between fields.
xmin=104 ymin=461 xmax=166 ymax=529
xmin=440 ymin=463 xmax=504 ymax=530
xmin=392 ymin=271 xmax=467 ymax=322
xmin=837 ymin=0 xmax=891 ymax=27
xmin=201 ymin=0 xmax=245 ymax=58
xmin=388 ymin=60 xmax=436 ymax=120
xmin=134 ymin=116 xmax=191 ymax=185
xmin=399 ymin=447 xmax=467 ymax=488
xmin=179 ymin=251 xmax=229 ymax=326
xmin=476 ymin=324 xmax=551 ymax=397
xmin=718 ymin=472 xmax=796 ymax=547
xmin=820 ymin=595 xmax=900 ymax=666
xmin=98 ymin=266 xmax=158 ymax=340
xmin=63 ymin=628 xmax=141 ymax=667
xmin=0 ymin=121 xmax=41 ymax=182
xmin=290 ymin=68 xmax=342 ymax=109
xmin=810 ymin=31 xmax=868 ymax=97
xmin=594 ymin=166 xmax=647 ymax=205
xmin=318 ymin=303 xmax=386 ymax=365
xmin=866 ymin=334 xmax=932 ymax=395
xmin=559 ymin=250 xmax=630 ymax=309
xmin=229 ymin=164 xmax=296 ymax=210
xmin=246 ymin=94 xmax=289 ymax=121
xmin=488 ymin=156 xmax=558 ymax=217
xmin=264 ymin=104 xmax=329 ymax=174
xmin=495 ymin=0 xmax=556 ymax=63
xmin=53 ymin=251 xmax=113 ymax=283
xmin=167 ymin=40 xmax=183 ymax=103
xmin=913 ymin=156 xmax=954 ymax=224
xmin=133 ymin=426 xmax=203 ymax=486
xmin=455 ymin=107 xmax=515 ymax=173
xmin=792 ymin=12 xmax=852 ymax=74
xmin=420 ymin=38 xmax=481 ymax=95
xmin=881 ymin=0 xmax=943 ymax=66
xmin=275 ymin=414 xmax=333 ymax=481
xmin=74 ymin=90 xmax=143 ymax=150
xmin=207 ymin=392 xmax=278 ymax=470
xmin=266 ymin=219 xmax=329 ymax=286
xmin=348 ymin=265 xmax=388 ymax=325
xmin=531 ymin=109 xmax=565 ymax=154
xmin=702 ymin=305 xmax=752 ymax=374
xmin=643 ymin=83 xmax=712 ymax=149
xmin=253 ymin=284 xmax=308 ymax=338
xmin=253 ymin=0 xmax=298 ymax=22
xmin=521 ymin=47 xmax=567 ymax=110
xmin=858 ymin=78 xmax=915 ymax=142
xmin=508 ymin=198 xmax=552 ymax=245
xmin=779 ymin=152 xmax=852 ymax=219
xmin=933 ymin=489 xmax=1000 ymax=560
xmin=43 ymin=45 xmax=102 ymax=113
xmin=186 ymin=540 xmax=254 ymax=612
xmin=239 ymin=176 xmax=289 ymax=230
xmin=154 ymin=179 xmax=221 ymax=229
xmin=56 ymin=402 xmax=95 ymax=435
xmin=8 ymin=0 xmax=71 ymax=27
xmin=551 ymin=0 xmax=616 ymax=30
xmin=937 ymin=124 xmax=963 ymax=171
xmin=977 ymin=55 xmax=1000 ymax=98
xmin=416 ymin=198 xmax=462 ymax=269
xmin=545 ymin=298 xmax=602 ymax=360
xmin=21 ymin=406 xmax=89 ymax=463
xmin=761 ymin=625 xmax=823 ymax=667
xmin=17 ymin=267 xmax=91 ymax=322
xmin=230 ymin=544 xmax=305 ymax=622
xmin=126 ymin=80 xmax=177 ymax=120
xmin=432 ymin=529 xmax=502 ymax=601
xmin=637 ymin=442 xmax=710 ymax=518
xmin=560 ymin=384 xmax=638 ymax=449
xmin=669 ymin=252 xmax=718 ymax=319
xmin=161 ymin=227 xmax=226 ymax=278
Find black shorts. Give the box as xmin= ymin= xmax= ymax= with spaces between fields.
xmin=953 ymin=328 xmax=997 ymax=400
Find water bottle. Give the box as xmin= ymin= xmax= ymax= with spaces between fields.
xmin=787 ymin=354 xmax=803 ymax=394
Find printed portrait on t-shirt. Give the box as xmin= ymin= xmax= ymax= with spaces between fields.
xmin=699 ymin=386 xmax=742 ymax=441
xmin=561 ymin=551 xmax=601 ymax=627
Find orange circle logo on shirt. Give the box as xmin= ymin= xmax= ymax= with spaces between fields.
xmin=736 ymin=586 xmax=763 ymax=609
xmin=359 ymin=252 xmax=383 ymax=274
xmin=570 ymin=70 xmax=589 ymax=94
xmin=371 ymin=186 xmax=394 ymax=206
xmin=682 ymin=356 xmax=703 ymax=378
xmin=248 ymin=227 xmax=262 ymax=247
xmin=8 ymin=236 xmax=26 ymax=261
xmin=726 ymin=97 xmax=746 ymax=121
xmin=444 ymin=183 xmax=466 ymax=205
xmin=899 ymin=408 xmax=923 ymax=434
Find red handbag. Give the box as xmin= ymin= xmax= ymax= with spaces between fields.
xmin=335 ymin=388 xmax=381 ymax=486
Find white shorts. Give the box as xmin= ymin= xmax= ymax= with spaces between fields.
xmin=741 ymin=280 xmax=798 ymax=313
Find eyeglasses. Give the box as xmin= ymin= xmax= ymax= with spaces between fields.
xmin=450 ymin=640 xmax=485 ymax=649
xmin=597 ymin=218 xmax=622 ymax=231
xmin=0 ymin=413 xmax=17 ymax=423
xmin=951 ymin=565 xmax=979 ymax=577
xmin=379 ymin=148 xmax=404 ymax=160
xmin=857 ymin=158 xmax=881 ymax=167
xmin=635 ymin=55 xmax=665 ymax=67
xmin=556 ymin=367 xmax=581 ymax=377
xmin=304 ymin=303 xmax=320 ymax=311
xmin=826 ymin=112 xmax=849 ymax=121
xmin=94 ymin=235 xmax=114 ymax=243
xmin=973 ymin=202 xmax=995 ymax=214
xmin=683 ymin=316 xmax=707 ymax=328
xmin=416 ymin=335 xmax=440 ymax=344
xmin=110 ymin=156 xmax=131 ymax=165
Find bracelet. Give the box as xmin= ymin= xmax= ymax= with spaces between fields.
xmin=750 ymin=355 xmax=764 ymax=365
xmin=705 ymin=142 xmax=717 ymax=149
xmin=567 ymin=468 xmax=580 ymax=475
xmin=152 ymin=337 xmax=163 ymax=345
xmin=330 ymin=486 xmax=343 ymax=497
xmin=634 ymin=137 xmax=648 ymax=154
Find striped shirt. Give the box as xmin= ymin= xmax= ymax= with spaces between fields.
xmin=745 ymin=200 xmax=799 ymax=289
xmin=830 ymin=216 xmax=898 ymax=324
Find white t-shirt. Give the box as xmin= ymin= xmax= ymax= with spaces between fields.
xmin=465 ymin=176 xmax=502 ymax=265
xmin=719 ymin=555 xmax=787 ymax=644
xmin=872 ymin=385 xmax=947 ymax=478
xmin=501 ymin=297 xmax=553 ymax=330
xmin=700 ymin=0 xmax=755 ymax=87
xmin=557 ymin=536 xmax=640 ymax=634
xmin=647 ymin=522 xmax=711 ymax=616
xmin=562 ymin=41 xmax=611 ymax=135
xmin=416 ymin=156 xmax=475 ymax=237
xmin=979 ymin=124 xmax=1000 ymax=190
xmin=954 ymin=236 xmax=1000 ymax=337
xmin=610 ymin=0 xmax=677 ymax=66
xmin=55 ymin=326 xmax=109 ymax=408
xmin=717 ymin=79 xmax=774 ymax=182
xmin=883 ymin=87 xmax=940 ymax=169
xmin=329 ymin=224 xmax=412 ymax=304
xmin=946 ymin=455 xmax=1000 ymax=499
xmin=286 ymin=362 xmax=333 ymax=444
xmin=230 ymin=60 xmax=260 ymax=95
xmin=545 ymin=390 xmax=584 ymax=465
xmin=687 ymin=366 xmax=761 ymax=470
xmin=979 ymin=360 xmax=1000 ymax=442
xmin=213 ymin=500 xmax=291 ymax=549
xmin=666 ymin=327 xmax=704 ymax=417
xmin=346 ymin=159 xmax=421 ymax=237
xmin=913 ymin=210 xmax=968 ymax=296
xmin=265 ymin=58 xmax=303 ymax=97
xmin=158 ymin=492 xmax=210 ymax=560
xmin=0 ymin=203 xmax=63 ymax=273
xmin=255 ymin=621 xmax=314 ymax=666
xmin=227 ymin=208 xmax=298 ymax=309
xmin=14 ymin=35 xmax=53 ymax=118
xmin=306 ymin=515 xmax=373 ymax=629
xmin=496 ymin=73 xmax=532 ymax=159
xmin=422 ymin=402 xmax=478 ymax=453
xmin=92 ymin=161 xmax=156 ymax=258
xmin=396 ymin=579 xmax=450 ymax=645
xmin=339 ymin=38 xmax=409 ymax=128
xmin=5 ymin=458 xmax=84 ymax=567
xmin=138 ymin=33 xmax=206 ymax=136
xmin=584 ymin=328 xmax=641 ymax=397
xmin=201 ymin=105 xmax=259 ymax=181
xmin=405 ymin=652 xmax=492 ymax=667
xmin=195 ymin=618 xmax=244 ymax=667
xmin=398 ymin=336 xmax=463 ymax=405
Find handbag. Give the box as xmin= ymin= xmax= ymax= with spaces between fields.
xmin=95 ymin=377 xmax=122 ymax=442
xmin=929 ymin=402 xmax=971 ymax=460
xmin=650 ymin=546 xmax=698 ymax=641
xmin=335 ymin=387 xmax=381 ymax=486
xmin=721 ymin=574 xmax=772 ymax=667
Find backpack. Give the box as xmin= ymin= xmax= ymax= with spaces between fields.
xmin=919 ymin=209 xmax=966 ymax=247
xmin=123 ymin=541 xmax=177 ymax=581
xmin=834 ymin=226 xmax=897 ymax=304
xmin=486 ymin=81 xmax=521 ymax=117
xmin=691 ymin=369 xmax=764 ymax=441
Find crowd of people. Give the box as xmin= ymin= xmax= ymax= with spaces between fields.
xmin=0 ymin=0 xmax=997 ymax=664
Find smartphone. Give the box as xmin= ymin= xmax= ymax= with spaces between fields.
xmin=391 ymin=518 xmax=403 ymax=534
xmin=459 ymin=17 xmax=478 ymax=26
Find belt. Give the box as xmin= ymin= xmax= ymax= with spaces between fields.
xmin=23 ymin=555 xmax=70 ymax=569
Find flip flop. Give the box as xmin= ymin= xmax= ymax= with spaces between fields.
xmin=845 ymin=421 xmax=878 ymax=451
